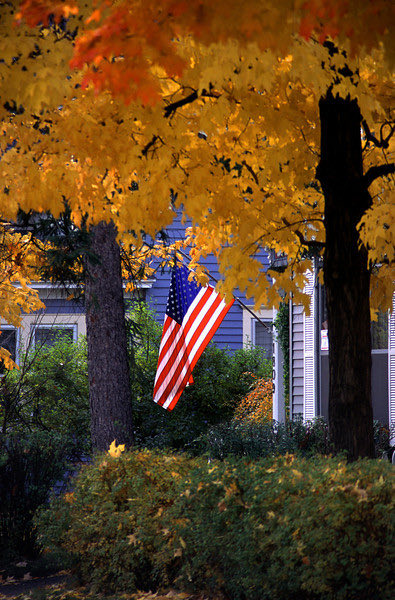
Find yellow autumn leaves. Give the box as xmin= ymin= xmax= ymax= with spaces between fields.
xmin=108 ymin=440 xmax=126 ymax=458
xmin=0 ymin=225 xmax=45 ymax=369
xmin=0 ymin=0 xmax=393 ymax=322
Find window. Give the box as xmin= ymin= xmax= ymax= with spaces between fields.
xmin=33 ymin=325 xmax=76 ymax=348
xmin=0 ymin=327 xmax=18 ymax=372
xmin=254 ymin=320 xmax=273 ymax=358
xmin=243 ymin=307 xmax=273 ymax=355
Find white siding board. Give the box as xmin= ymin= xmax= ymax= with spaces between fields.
xmin=293 ymin=341 xmax=304 ymax=351
xmin=389 ymin=294 xmax=395 ymax=444
xmin=303 ymin=270 xmax=316 ymax=420
xmin=291 ymin=300 xmax=305 ymax=417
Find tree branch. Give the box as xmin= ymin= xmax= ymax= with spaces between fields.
xmin=293 ymin=229 xmax=325 ymax=249
xmin=163 ymin=88 xmax=221 ymax=119
xmin=163 ymin=91 xmax=198 ymax=118
xmin=364 ymin=163 xmax=395 ymax=188
xmin=142 ymin=88 xmax=221 ymax=156
xmin=242 ymin=160 xmax=259 ymax=185
xmin=362 ymin=119 xmax=395 ymax=149
xmin=282 ymin=218 xmax=325 ymax=249
xmin=141 ymin=134 xmax=165 ymax=157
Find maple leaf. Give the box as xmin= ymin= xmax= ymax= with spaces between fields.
xmin=108 ymin=440 xmax=126 ymax=457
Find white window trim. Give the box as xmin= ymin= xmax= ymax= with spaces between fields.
xmin=251 ymin=318 xmax=273 ymax=347
xmin=30 ymin=323 xmax=78 ymax=347
xmin=0 ymin=325 xmax=20 ymax=365
xmin=242 ymin=307 xmax=272 ymax=348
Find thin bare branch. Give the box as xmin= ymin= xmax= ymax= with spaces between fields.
xmin=362 ymin=119 xmax=395 ymax=149
xmin=242 ymin=160 xmax=259 ymax=185
xmin=163 ymin=88 xmax=221 ymax=119
xmin=282 ymin=218 xmax=325 ymax=249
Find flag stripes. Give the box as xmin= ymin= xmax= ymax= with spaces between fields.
xmin=153 ymin=267 xmax=234 ymax=410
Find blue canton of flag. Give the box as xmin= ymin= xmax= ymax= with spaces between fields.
xmin=153 ymin=264 xmax=234 ymax=410
xmin=166 ymin=265 xmax=200 ymax=324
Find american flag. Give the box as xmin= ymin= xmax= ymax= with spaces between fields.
xmin=153 ymin=264 xmax=234 ymax=410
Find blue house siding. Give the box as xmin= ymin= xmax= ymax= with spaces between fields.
xmin=145 ymin=211 xmax=270 ymax=352
xmin=37 ymin=298 xmax=85 ymax=314
xmin=11 ymin=211 xmax=271 ymax=355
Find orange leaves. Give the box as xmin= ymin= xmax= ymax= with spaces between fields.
xmin=299 ymin=0 xmax=394 ymax=63
xmin=15 ymin=0 xmax=394 ymax=107
xmin=69 ymin=1 xmax=188 ymax=105
xmin=16 ymin=0 xmax=78 ymax=27
xmin=108 ymin=440 xmax=126 ymax=457
xmin=299 ymin=0 xmax=342 ymax=43
xmin=233 ymin=376 xmax=273 ymax=424
xmin=6 ymin=0 xmax=394 ymax=317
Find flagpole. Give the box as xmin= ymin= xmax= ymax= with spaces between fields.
xmin=176 ymin=249 xmax=272 ymax=333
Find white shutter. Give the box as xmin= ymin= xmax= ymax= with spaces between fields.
xmin=388 ymin=294 xmax=395 ymax=444
xmin=304 ymin=269 xmax=316 ymax=420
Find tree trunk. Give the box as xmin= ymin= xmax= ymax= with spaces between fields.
xmin=317 ymin=92 xmax=374 ymax=460
xmin=85 ymin=221 xmax=134 ymax=451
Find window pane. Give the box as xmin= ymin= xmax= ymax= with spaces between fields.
xmin=34 ymin=327 xmax=74 ymax=348
xmin=371 ymin=312 xmax=388 ymax=350
xmin=1 ymin=329 xmax=17 ymax=360
xmin=0 ymin=329 xmax=17 ymax=372
xmin=255 ymin=321 xmax=273 ymax=358
xmin=0 ymin=328 xmax=17 ymax=370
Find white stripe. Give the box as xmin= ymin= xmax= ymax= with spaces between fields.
xmin=154 ymin=288 xmax=211 ymax=396
xmin=154 ymin=289 xmax=218 ymax=400
xmin=153 ymin=317 xmax=177 ymax=388
xmin=161 ymin=299 xmax=228 ymax=409
xmin=158 ymin=315 xmax=177 ymax=354
xmin=160 ymin=298 xmax=228 ymax=408
xmin=157 ymin=287 xmax=210 ymax=365
xmin=154 ymin=290 xmax=218 ymax=403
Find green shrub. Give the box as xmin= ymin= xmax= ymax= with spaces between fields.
xmin=36 ymin=449 xmax=194 ymax=593
xmin=172 ymin=455 xmax=394 ymax=600
xmin=128 ymin=303 xmax=272 ymax=449
xmin=195 ymin=418 xmax=391 ymax=460
xmin=132 ymin=342 xmax=260 ymax=449
xmin=1 ymin=336 xmax=90 ymax=452
xmin=194 ymin=417 xmax=333 ymax=459
xmin=0 ymin=430 xmax=77 ymax=562
xmin=37 ymin=449 xmax=394 ymax=599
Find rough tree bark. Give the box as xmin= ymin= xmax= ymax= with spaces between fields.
xmin=317 ymin=92 xmax=374 ymax=460
xmin=85 ymin=221 xmax=134 ymax=451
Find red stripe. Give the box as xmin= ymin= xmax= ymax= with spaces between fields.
xmin=155 ymin=315 xmax=179 ymax=367
xmin=155 ymin=294 xmax=222 ymax=404
xmin=155 ymin=287 xmax=213 ymax=368
xmin=153 ymin=317 xmax=179 ymax=392
xmin=154 ymin=287 xmax=215 ymax=393
xmin=154 ymin=335 xmax=189 ymax=404
xmin=166 ymin=301 xmax=234 ymax=410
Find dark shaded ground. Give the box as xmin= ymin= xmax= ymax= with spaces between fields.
xmin=0 ymin=558 xmax=212 ymax=600
xmin=0 ymin=573 xmax=70 ymax=599
xmin=0 ymin=573 xmax=212 ymax=600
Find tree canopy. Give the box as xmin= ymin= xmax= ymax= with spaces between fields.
xmin=0 ymin=0 xmax=393 ymax=310
xmin=0 ymin=0 xmax=394 ymax=456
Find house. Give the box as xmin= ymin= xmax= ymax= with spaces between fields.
xmin=277 ymin=262 xmax=395 ymax=433
xmin=1 ymin=213 xmax=274 ymax=364
xmin=145 ymin=213 xmax=273 ymax=354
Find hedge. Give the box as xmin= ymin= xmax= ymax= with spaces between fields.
xmin=36 ymin=449 xmax=394 ymax=600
